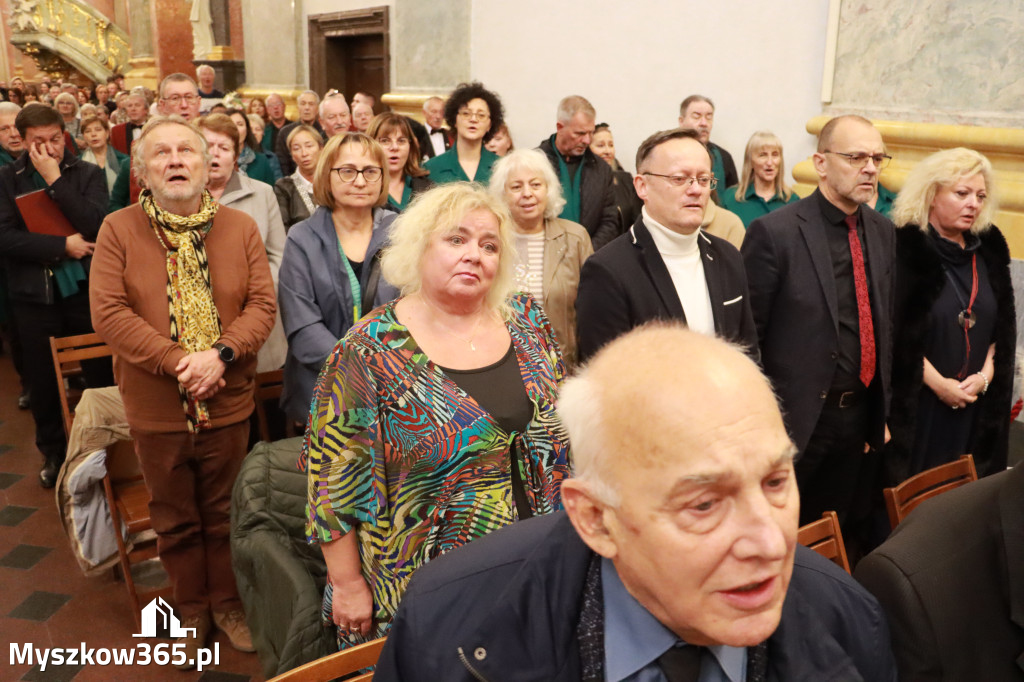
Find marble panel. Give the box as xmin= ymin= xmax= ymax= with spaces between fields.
xmin=241 ymin=0 xmax=303 ymax=88
xmin=830 ymin=1 xmax=1024 ymax=127
xmin=392 ymin=0 xmax=470 ymax=91
xmin=151 ymin=0 xmax=195 ymax=77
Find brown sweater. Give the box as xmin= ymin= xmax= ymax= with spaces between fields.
xmin=90 ymin=203 xmax=276 ymax=433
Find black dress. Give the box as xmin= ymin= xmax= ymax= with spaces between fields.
xmin=911 ymin=229 xmax=997 ymax=474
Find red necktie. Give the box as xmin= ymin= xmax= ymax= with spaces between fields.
xmin=845 ymin=215 xmax=875 ymax=386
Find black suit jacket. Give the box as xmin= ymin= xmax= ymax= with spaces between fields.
xmin=742 ymin=191 xmax=895 ymax=452
xmin=855 ymin=465 xmax=1024 ymax=681
xmin=575 ymin=215 xmax=757 ymax=363
xmin=409 ymin=116 xmax=449 ymax=160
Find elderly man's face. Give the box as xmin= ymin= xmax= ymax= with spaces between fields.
xmin=352 ymin=103 xmax=373 ymax=132
xmin=585 ymin=353 xmax=798 ymax=647
xmin=423 ymin=99 xmax=445 ymax=130
xmin=554 ymin=111 xmax=595 ymax=157
xmin=297 ymin=94 xmax=319 ymax=123
xmin=125 ymin=96 xmax=148 ymax=124
xmin=159 ymin=80 xmax=200 ymax=121
xmin=319 ymin=98 xmax=351 ymax=137
xmin=635 ymin=137 xmax=713 ymax=235
xmin=141 ymin=123 xmax=208 ymax=209
xmin=265 ymin=95 xmax=285 ymax=122
xmin=198 ymin=68 xmax=215 ymax=90
xmin=679 ymin=100 xmax=715 ymax=144
xmin=0 ymin=113 xmax=24 ymax=154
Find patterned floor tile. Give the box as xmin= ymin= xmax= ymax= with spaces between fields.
xmin=0 ymin=505 xmax=37 ymax=526
xmin=0 ymin=544 xmax=52 ymax=569
xmin=9 ymin=591 xmax=72 ymax=622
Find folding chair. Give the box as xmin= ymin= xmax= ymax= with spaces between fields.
xmin=883 ymin=454 xmax=978 ymax=529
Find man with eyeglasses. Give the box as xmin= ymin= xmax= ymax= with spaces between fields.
xmin=110 ymin=74 xmax=201 ymax=211
xmin=539 ymin=95 xmax=619 ymax=250
xmin=742 ymin=115 xmax=896 ymax=558
xmin=575 ymin=128 xmax=756 ymax=363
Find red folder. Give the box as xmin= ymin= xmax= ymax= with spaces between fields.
xmin=16 ymin=189 xmax=76 ymax=237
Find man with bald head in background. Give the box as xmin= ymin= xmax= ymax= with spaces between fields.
xmin=743 ymin=115 xmax=896 ymax=556
xmin=375 ymin=325 xmax=896 ymax=681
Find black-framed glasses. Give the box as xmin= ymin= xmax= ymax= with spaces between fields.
xmin=642 ymin=172 xmax=717 ymax=189
xmin=823 ymin=151 xmax=892 ymax=170
xmin=332 ymin=166 xmax=383 ymax=183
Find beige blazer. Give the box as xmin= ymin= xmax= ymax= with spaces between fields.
xmin=540 ymin=218 xmax=594 ymax=368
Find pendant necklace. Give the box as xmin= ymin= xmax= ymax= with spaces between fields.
xmin=421 ymin=296 xmax=486 ymax=351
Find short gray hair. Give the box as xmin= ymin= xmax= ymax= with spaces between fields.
xmin=556 ymin=95 xmax=596 ymax=124
xmin=488 ymin=148 xmax=566 ymax=220
xmin=0 ymin=102 xmax=21 ymax=117
xmin=318 ymin=93 xmax=348 ymax=118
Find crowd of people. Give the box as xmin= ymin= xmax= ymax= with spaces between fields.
xmin=0 ymin=65 xmax=1016 ymax=680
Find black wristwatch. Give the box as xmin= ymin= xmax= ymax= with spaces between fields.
xmin=213 ymin=342 xmax=235 ymax=364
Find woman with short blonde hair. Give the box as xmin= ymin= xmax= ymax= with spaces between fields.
xmin=888 ymin=147 xmax=1013 ymax=481
xmin=305 ymin=181 xmax=570 ymax=649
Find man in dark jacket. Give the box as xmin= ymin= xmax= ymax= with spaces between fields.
xmin=376 ymin=325 xmax=896 ymax=682
xmin=678 ymin=94 xmax=738 ymax=189
xmin=0 ymin=104 xmax=109 ymax=486
xmin=539 ymin=95 xmax=619 ymax=250
xmin=575 ymin=128 xmax=757 ymax=363
xmin=856 ymin=465 xmax=1024 ymax=681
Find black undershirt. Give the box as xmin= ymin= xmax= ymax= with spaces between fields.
xmin=439 ymin=342 xmax=532 ymax=435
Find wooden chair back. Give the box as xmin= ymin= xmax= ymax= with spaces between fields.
xmin=49 ymin=332 xmax=114 ymax=437
xmin=254 ymin=368 xmax=285 ymax=443
xmin=797 ymin=510 xmax=851 ymax=574
xmin=883 ymin=454 xmax=978 ymax=529
xmin=268 ymin=637 xmax=386 ymax=682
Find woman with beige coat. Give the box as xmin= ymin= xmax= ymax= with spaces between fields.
xmin=490 ymin=149 xmax=593 ymax=367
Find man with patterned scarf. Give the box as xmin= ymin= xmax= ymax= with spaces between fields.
xmin=90 ymin=115 xmax=276 ymax=667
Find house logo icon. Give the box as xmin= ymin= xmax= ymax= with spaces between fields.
xmin=133 ymin=597 xmax=196 ymax=638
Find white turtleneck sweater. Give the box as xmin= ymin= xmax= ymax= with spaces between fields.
xmin=641 ymin=206 xmax=715 ymax=336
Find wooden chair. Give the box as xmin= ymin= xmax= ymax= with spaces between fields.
xmin=797 ymin=510 xmax=851 ymax=574
xmin=50 ymin=332 xmax=164 ymax=629
xmin=254 ymin=368 xmax=286 ymax=443
xmin=883 ymin=454 xmax=978 ymax=530
xmin=267 ymin=637 xmax=387 ymax=682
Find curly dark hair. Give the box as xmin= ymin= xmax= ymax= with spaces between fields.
xmin=443 ymin=82 xmax=504 ymax=144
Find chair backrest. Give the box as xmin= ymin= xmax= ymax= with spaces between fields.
xmin=267 ymin=637 xmax=386 ymax=682
xmin=49 ymin=332 xmax=113 ymax=436
xmin=884 ymin=454 xmax=978 ymax=529
xmin=797 ymin=510 xmax=851 ymax=574
xmin=254 ymin=368 xmax=285 ymax=443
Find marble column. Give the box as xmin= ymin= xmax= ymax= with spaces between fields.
xmin=238 ymin=0 xmax=305 ymax=116
xmin=124 ymin=0 xmax=157 ymax=89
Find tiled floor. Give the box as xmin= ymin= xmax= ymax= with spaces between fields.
xmin=0 ymin=351 xmax=264 ymax=681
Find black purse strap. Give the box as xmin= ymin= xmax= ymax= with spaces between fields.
xmin=509 ymin=438 xmax=533 ymax=520
xmin=362 ymin=251 xmax=383 ymax=314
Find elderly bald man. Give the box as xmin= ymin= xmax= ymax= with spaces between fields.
xmin=375 ymin=324 xmax=897 ymax=681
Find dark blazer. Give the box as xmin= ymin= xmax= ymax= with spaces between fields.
xmin=887 ymin=225 xmax=1015 ymax=481
xmin=855 ymin=465 xmax=1024 ymax=681
xmin=539 ymin=137 xmax=619 ymax=250
xmin=742 ymin=191 xmax=895 ymax=452
xmin=376 ymin=512 xmax=897 ymax=682
xmin=575 ymin=215 xmax=757 ymax=363
xmin=407 ymin=116 xmax=449 ymax=160
xmin=0 ymin=148 xmax=107 ymax=304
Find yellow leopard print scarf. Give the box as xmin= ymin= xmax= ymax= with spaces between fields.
xmin=141 ymin=189 xmax=221 ymax=432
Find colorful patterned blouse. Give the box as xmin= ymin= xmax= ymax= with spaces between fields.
xmin=304 ymin=293 xmax=572 ymax=647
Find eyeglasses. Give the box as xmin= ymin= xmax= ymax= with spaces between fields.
xmin=823 ymin=151 xmax=892 ymax=170
xmin=457 ymin=109 xmax=490 ymax=122
xmin=161 ymin=94 xmax=200 ymax=106
xmin=642 ymin=172 xmax=718 ymax=189
xmin=332 ymin=166 xmax=383 ymax=183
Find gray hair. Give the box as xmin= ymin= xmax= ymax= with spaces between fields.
xmin=0 ymin=102 xmax=21 ymax=117
xmin=488 ymin=148 xmax=567 ymax=220
xmin=131 ymin=115 xmax=210 ymax=182
xmin=556 ymin=95 xmax=596 ymax=124
xmin=318 ymin=93 xmax=348 ymax=118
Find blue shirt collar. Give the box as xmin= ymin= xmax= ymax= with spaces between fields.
xmin=601 ymin=558 xmax=746 ymax=682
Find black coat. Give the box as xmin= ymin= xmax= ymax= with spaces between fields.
xmin=539 ymin=138 xmax=619 ymax=250
xmin=856 ymin=465 xmax=1024 ymax=681
xmin=375 ymin=512 xmax=897 ymax=682
xmin=887 ymin=225 xmax=1015 ymax=481
xmin=576 ymin=215 xmax=757 ymax=363
xmin=742 ymin=192 xmax=896 ymax=452
xmin=0 ymin=148 xmax=107 ymax=304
